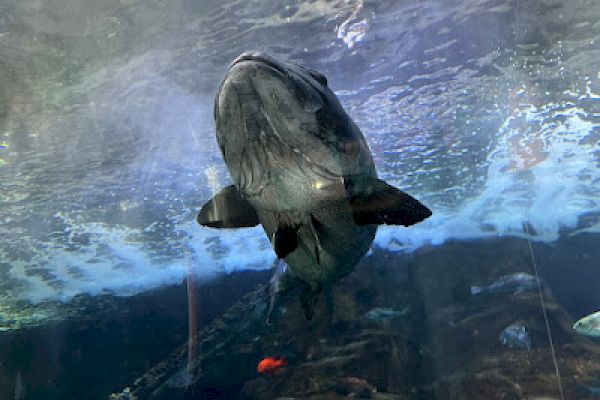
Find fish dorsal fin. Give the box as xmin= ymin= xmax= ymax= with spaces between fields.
xmin=272 ymin=227 xmax=298 ymax=259
xmin=197 ymin=185 xmax=260 ymax=228
xmin=347 ymin=176 xmax=432 ymax=226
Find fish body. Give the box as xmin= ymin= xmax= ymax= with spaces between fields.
xmin=198 ymin=52 xmax=431 ymax=319
xmin=364 ymin=307 xmax=410 ymax=321
xmin=500 ymin=323 xmax=532 ymax=350
xmin=257 ymin=356 xmax=287 ymax=375
xmin=470 ymin=272 xmax=539 ymax=296
xmin=573 ymin=310 xmax=600 ymax=337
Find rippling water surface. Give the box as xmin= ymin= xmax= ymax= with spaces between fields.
xmin=0 ymin=0 xmax=599 ymax=328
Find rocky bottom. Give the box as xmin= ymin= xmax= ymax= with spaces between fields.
xmin=113 ymin=234 xmax=600 ymax=400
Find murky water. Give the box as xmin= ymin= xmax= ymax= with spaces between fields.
xmin=1 ymin=0 xmax=599 ymax=398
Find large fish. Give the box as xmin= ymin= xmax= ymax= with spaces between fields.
xmin=198 ymin=52 xmax=431 ymax=320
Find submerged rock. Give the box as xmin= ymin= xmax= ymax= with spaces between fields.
xmin=113 ymin=239 xmax=600 ymax=399
xmin=335 ymin=376 xmax=377 ymax=397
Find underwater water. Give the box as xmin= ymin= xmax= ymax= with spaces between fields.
xmin=0 ymin=0 xmax=599 ymax=398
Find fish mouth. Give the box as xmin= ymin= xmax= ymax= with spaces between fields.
xmin=216 ymin=52 xmax=342 ymax=197
xmin=229 ymin=51 xmax=289 ymax=77
xmin=226 ymin=51 xmax=325 ymax=114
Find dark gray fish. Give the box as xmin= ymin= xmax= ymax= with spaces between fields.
xmin=470 ymin=272 xmax=540 ymax=296
xmin=197 ymin=52 xmax=431 ymax=320
xmin=499 ymin=323 xmax=532 ymax=351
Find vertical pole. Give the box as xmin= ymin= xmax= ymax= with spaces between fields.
xmin=186 ymin=261 xmax=198 ymax=374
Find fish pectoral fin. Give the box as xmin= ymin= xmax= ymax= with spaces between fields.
xmin=348 ymin=177 xmax=432 ymax=226
xmin=272 ymin=227 xmax=299 ymax=259
xmin=197 ymin=185 xmax=260 ymax=228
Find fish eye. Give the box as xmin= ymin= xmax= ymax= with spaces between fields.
xmin=575 ymin=321 xmax=589 ymax=330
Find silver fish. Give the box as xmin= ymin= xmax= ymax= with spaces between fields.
xmin=198 ymin=52 xmax=431 ymax=320
xmin=364 ymin=307 xmax=410 ymax=321
xmin=500 ymin=323 xmax=532 ymax=351
xmin=470 ymin=272 xmax=539 ymax=296
xmin=573 ymin=310 xmax=600 ymax=337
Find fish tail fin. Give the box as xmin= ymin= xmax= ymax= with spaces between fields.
xmin=470 ymin=286 xmax=483 ymax=295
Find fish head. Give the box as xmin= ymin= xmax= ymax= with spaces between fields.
xmin=214 ymin=51 xmax=373 ymax=198
xmin=573 ymin=314 xmax=600 ymax=337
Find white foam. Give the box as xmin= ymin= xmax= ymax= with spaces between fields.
xmin=6 ymin=88 xmax=600 ymax=306
xmin=4 ymin=214 xmax=274 ymax=304
xmin=3 ymin=50 xmax=599 ymax=309
xmin=375 ymin=94 xmax=600 ymax=251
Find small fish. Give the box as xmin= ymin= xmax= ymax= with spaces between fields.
xmin=0 ymin=142 xmax=8 ymax=149
xmin=500 ymin=323 xmax=532 ymax=350
xmin=573 ymin=310 xmax=600 ymax=337
xmin=166 ymin=368 xmax=195 ymax=389
xmin=364 ymin=307 xmax=410 ymax=321
xmin=470 ymin=272 xmax=539 ymax=296
xmin=577 ymin=383 xmax=600 ymax=396
xmin=257 ymin=356 xmax=287 ymax=376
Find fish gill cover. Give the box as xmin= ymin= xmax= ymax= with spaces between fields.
xmin=0 ymin=0 xmax=599 ymax=327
